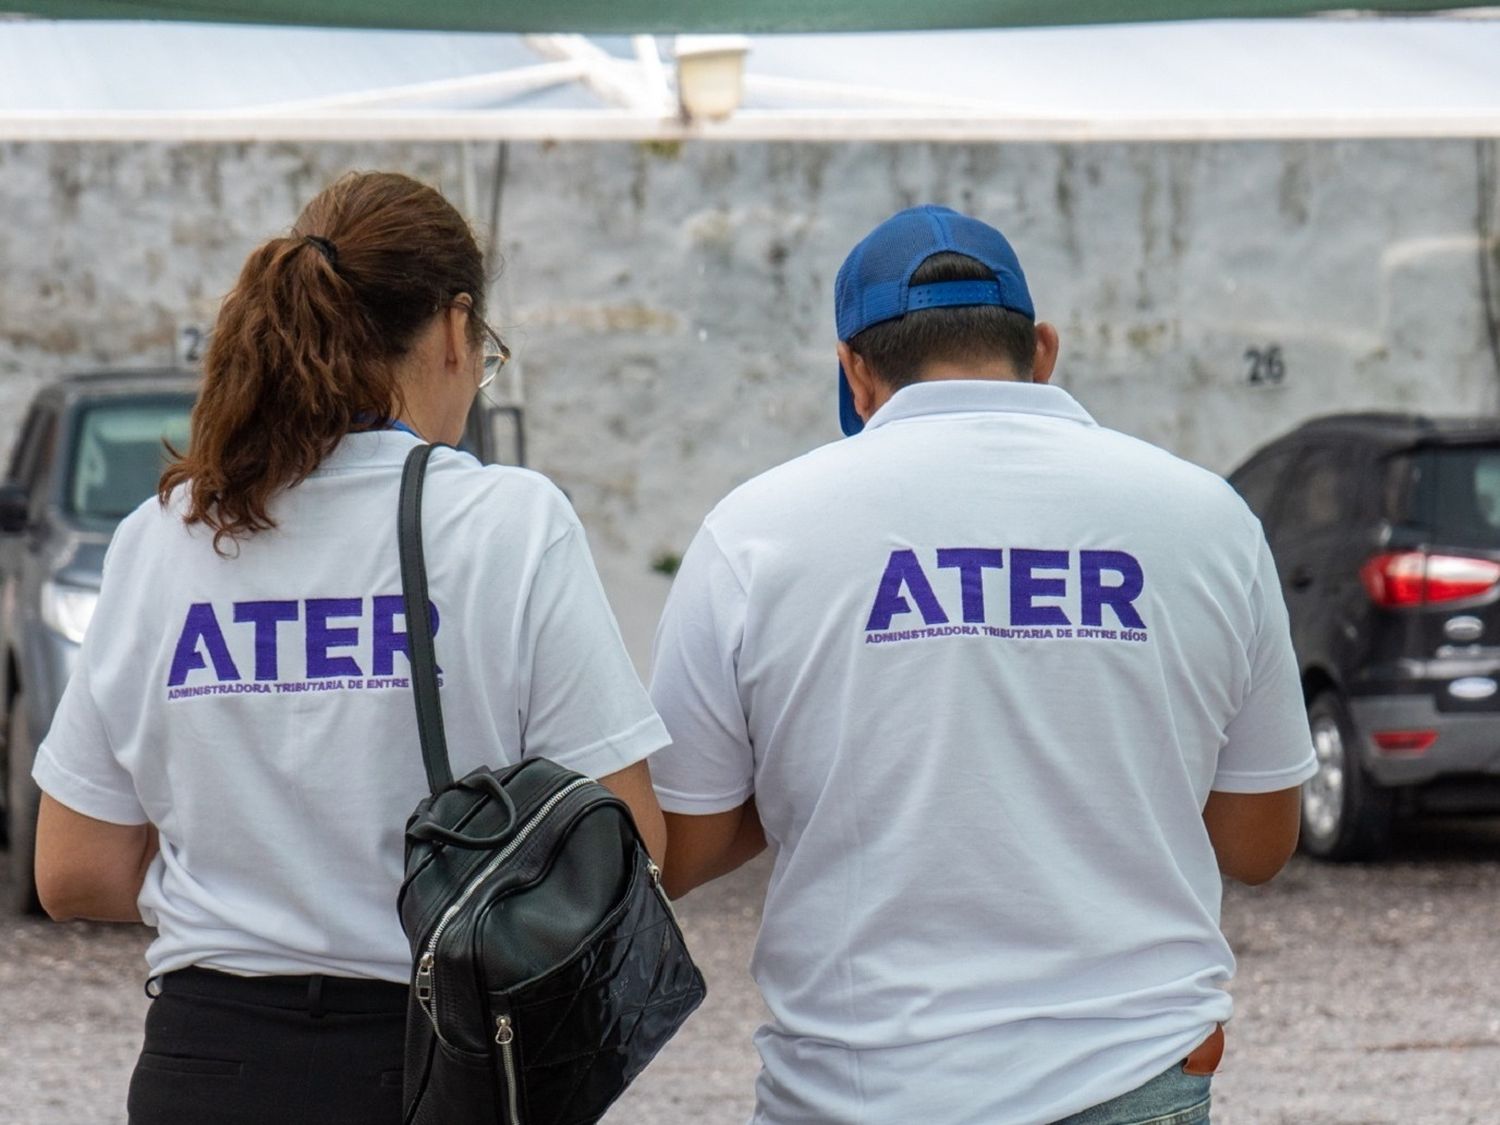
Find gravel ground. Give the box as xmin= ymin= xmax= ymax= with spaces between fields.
xmin=2 ymin=819 xmax=1497 ymax=1124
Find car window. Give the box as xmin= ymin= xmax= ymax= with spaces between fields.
xmin=1230 ymin=447 xmax=1296 ymax=525
xmin=65 ymin=396 xmax=193 ymax=526
xmin=8 ymin=406 xmax=57 ymax=494
xmin=1413 ymin=445 xmax=1500 ymax=550
xmin=1281 ymin=444 xmax=1358 ymax=534
xmin=1380 ymin=453 xmax=1415 ymax=523
xmin=6 ymin=405 xmax=43 ymax=482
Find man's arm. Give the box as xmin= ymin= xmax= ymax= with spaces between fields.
xmin=647 ymin=524 xmax=762 ymax=897
xmin=662 ymin=797 xmax=766 ymax=899
xmin=35 ymin=794 xmax=158 ymax=922
xmin=1202 ymin=787 xmax=1300 ymax=885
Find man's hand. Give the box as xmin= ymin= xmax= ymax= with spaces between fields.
xmin=1202 ymin=787 xmax=1301 ymax=885
xmin=662 ymin=797 xmax=766 ymax=899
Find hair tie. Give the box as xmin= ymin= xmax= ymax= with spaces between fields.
xmin=303 ymin=234 xmax=339 ymax=270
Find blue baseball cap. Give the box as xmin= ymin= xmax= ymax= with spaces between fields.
xmin=834 ymin=204 xmax=1035 ymax=436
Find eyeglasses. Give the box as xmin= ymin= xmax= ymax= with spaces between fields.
xmin=479 ymin=323 xmax=511 ymax=391
xmin=449 ymin=296 xmax=511 ymax=391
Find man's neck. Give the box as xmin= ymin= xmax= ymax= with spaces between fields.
xmin=915 ymin=360 xmax=1028 ymax=382
xmin=863 ymin=363 xmax=1035 ymax=420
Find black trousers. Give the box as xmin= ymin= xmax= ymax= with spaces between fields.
xmin=127 ymin=967 xmax=408 ymax=1125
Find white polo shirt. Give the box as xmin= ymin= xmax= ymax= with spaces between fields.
xmin=34 ymin=429 xmax=668 ymax=983
xmin=649 ymin=380 xmax=1316 ymax=1125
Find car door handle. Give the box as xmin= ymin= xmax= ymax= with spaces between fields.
xmin=1288 ymin=567 xmax=1315 ymax=590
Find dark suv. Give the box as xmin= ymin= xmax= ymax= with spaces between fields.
xmin=1229 ymin=412 xmax=1500 ymax=860
xmin=1 ymin=370 xmax=523 ymax=910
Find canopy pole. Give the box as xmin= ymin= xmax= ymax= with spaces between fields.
xmin=633 ymin=35 xmax=673 ymax=114
xmin=523 ymin=34 xmax=666 ymax=114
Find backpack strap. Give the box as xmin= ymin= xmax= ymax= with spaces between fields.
xmin=399 ymin=443 xmax=454 ymax=794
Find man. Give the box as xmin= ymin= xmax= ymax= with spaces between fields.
xmin=649 ymin=205 xmax=1314 ymax=1124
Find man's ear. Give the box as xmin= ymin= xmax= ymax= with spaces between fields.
xmin=838 ymin=341 xmax=882 ymax=422
xmin=1032 ymin=322 xmax=1060 ymax=385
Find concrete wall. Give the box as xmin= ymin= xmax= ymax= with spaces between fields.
xmin=3 ymin=139 xmax=1499 ymax=667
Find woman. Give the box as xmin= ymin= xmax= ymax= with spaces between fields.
xmin=31 ymin=171 xmax=669 ymax=1124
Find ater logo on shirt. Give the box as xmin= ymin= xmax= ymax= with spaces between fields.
xmin=864 ymin=548 xmax=1149 ymax=646
xmin=163 ymin=596 xmax=441 ymax=701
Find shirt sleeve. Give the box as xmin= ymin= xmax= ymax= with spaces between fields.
xmin=517 ymin=522 xmax=670 ymax=779
xmin=1213 ymin=532 xmax=1319 ymax=793
xmin=32 ymin=653 xmax=148 ymax=825
xmin=647 ymin=524 xmax=755 ymax=815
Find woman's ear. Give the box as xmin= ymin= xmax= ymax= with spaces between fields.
xmin=444 ymin=298 xmax=474 ymax=371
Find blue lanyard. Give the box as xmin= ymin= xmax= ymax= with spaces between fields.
xmin=352 ymin=413 xmax=421 ymax=439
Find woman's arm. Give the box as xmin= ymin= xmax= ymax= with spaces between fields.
xmin=597 ymin=760 xmax=667 ymax=864
xmin=35 ymin=794 xmax=158 ymax=923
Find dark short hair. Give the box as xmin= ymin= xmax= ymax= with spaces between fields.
xmin=847 ymin=251 xmax=1036 ymax=390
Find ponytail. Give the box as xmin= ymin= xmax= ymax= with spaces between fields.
xmin=160 ymin=172 xmax=486 ymax=553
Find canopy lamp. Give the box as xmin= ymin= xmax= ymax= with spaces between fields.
xmin=675 ymin=35 xmax=750 ymax=122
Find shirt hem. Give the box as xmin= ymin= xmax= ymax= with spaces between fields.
xmin=32 ymin=745 xmax=148 ymax=825
xmin=749 ymin=1010 xmax=1227 ymax=1125
xmin=538 ymin=713 xmax=672 ymax=781
xmin=1211 ymin=755 xmax=1319 ymax=794
xmin=655 ymin=784 xmax=754 ymax=815
xmin=149 ymin=951 xmax=411 ymax=985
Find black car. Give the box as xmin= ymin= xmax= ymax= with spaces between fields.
xmin=1229 ymin=412 xmax=1500 ymax=860
xmin=1 ymin=369 xmax=524 ymax=911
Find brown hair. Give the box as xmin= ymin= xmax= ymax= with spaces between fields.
xmin=160 ymin=171 xmax=486 ymax=552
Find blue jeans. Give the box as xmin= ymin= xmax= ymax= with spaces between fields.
xmin=1052 ymin=1063 xmax=1212 ymax=1125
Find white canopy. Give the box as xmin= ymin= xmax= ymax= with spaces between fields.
xmin=2 ymin=15 xmax=1499 ymax=141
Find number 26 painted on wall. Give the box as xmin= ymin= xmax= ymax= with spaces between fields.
xmin=1244 ymin=345 xmax=1286 ymax=385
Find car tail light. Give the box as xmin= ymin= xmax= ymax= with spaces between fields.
xmin=1371 ymin=729 xmax=1438 ymax=755
xmin=1359 ymin=551 xmax=1500 ymax=608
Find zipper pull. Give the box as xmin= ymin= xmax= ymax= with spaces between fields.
xmin=495 ymin=1015 xmax=514 ymax=1045
xmin=646 ymin=859 xmax=681 ymax=921
xmin=415 ymin=952 xmax=434 ymax=1003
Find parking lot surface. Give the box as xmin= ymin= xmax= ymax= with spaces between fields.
xmin=2 ymin=820 xmax=1497 ymax=1124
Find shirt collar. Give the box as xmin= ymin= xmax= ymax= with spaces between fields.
xmin=314 ymin=427 xmax=426 ymax=473
xmin=862 ymin=379 xmax=1096 ymax=433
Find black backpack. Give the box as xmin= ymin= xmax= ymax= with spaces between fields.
xmin=394 ymin=443 xmax=707 ymax=1125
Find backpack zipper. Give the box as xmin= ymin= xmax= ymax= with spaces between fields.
xmin=494 ymin=1015 xmax=521 ymax=1124
xmin=416 ymin=776 xmax=594 ymax=1042
xmin=480 ymin=858 xmax=663 ymax=1125
xmin=646 ymin=859 xmax=680 ymax=922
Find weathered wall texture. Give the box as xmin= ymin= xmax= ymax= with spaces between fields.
xmin=3 ymin=139 xmax=1499 ymax=665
